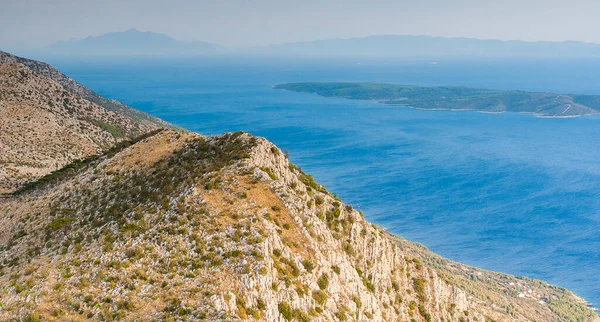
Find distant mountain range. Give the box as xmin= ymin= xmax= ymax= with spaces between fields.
xmin=41 ymin=31 xmax=600 ymax=58
xmin=47 ymin=28 xmax=222 ymax=56
xmin=255 ymin=35 xmax=600 ymax=58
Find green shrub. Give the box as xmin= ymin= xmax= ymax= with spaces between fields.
xmin=121 ymin=222 xmax=139 ymax=232
xmin=419 ymin=305 xmax=432 ymax=322
xmin=278 ymin=302 xmax=293 ymax=320
xmin=362 ymin=277 xmax=375 ymax=292
xmin=342 ymin=241 xmax=355 ymax=257
xmin=257 ymin=298 xmax=266 ymax=310
xmin=409 ymin=300 xmax=417 ymax=311
xmin=413 ymin=278 xmax=426 ymax=302
xmin=260 ymin=167 xmax=278 ymax=180
xmin=88 ymin=119 xmax=126 ymax=138
xmin=316 ymin=211 xmax=324 ymax=221
xmin=279 ymin=257 xmax=301 ymax=277
xmin=335 ymin=311 xmax=348 ymax=321
xmin=312 ymin=290 xmax=327 ymax=305
xmin=293 ymin=309 xmax=311 ymax=322
xmin=317 ymin=273 xmax=329 ymax=290
xmin=47 ymin=218 xmax=74 ymax=232
xmin=330 ymin=265 xmax=341 ymax=275
xmin=299 ymin=173 xmax=327 ymax=193
xmin=301 ymin=260 xmax=315 ymax=272
xmin=315 ymin=196 xmax=324 ymax=205
xmin=125 ymin=247 xmax=143 ymax=259
xmin=24 ymin=312 xmax=41 ymax=322
xmin=117 ymin=300 xmax=135 ymax=310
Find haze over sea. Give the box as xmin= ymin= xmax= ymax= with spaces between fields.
xmin=45 ymin=55 xmax=600 ymax=305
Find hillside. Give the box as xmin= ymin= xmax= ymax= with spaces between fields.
xmin=275 ymin=82 xmax=600 ymax=117
xmin=0 ymin=51 xmax=174 ymax=193
xmin=47 ymin=29 xmax=222 ymax=56
xmin=0 ymin=129 xmax=595 ymax=321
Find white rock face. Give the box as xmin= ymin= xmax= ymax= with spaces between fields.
xmin=242 ymin=137 xmax=482 ymax=321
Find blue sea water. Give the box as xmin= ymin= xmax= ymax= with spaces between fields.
xmin=45 ymin=55 xmax=600 ymax=305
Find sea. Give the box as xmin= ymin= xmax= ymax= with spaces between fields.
xmin=41 ymin=54 xmax=600 ymax=306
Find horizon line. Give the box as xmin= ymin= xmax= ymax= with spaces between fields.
xmin=11 ymin=29 xmax=600 ymax=51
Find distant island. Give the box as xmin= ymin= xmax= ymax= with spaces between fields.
xmin=47 ymin=28 xmax=222 ymax=56
xmin=275 ymin=82 xmax=600 ymax=117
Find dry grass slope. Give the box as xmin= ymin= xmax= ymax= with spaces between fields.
xmin=0 ymin=51 xmax=173 ymax=194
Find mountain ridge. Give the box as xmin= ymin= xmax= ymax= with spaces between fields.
xmin=0 ymin=51 xmax=175 ymax=193
xmin=0 ymin=129 xmax=596 ymax=321
xmin=35 ymin=31 xmax=600 ymax=58
xmin=253 ymin=34 xmax=600 ymax=57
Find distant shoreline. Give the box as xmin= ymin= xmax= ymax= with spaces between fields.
xmin=274 ymin=82 xmax=600 ymax=118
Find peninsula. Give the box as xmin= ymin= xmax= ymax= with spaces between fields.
xmin=274 ymin=82 xmax=600 ymax=117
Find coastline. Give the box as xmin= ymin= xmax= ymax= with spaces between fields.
xmin=274 ymin=82 xmax=600 ymax=118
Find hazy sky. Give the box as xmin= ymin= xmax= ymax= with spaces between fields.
xmin=2 ymin=0 xmax=600 ymax=49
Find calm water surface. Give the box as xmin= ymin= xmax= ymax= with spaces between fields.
xmin=46 ymin=55 xmax=600 ymax=305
